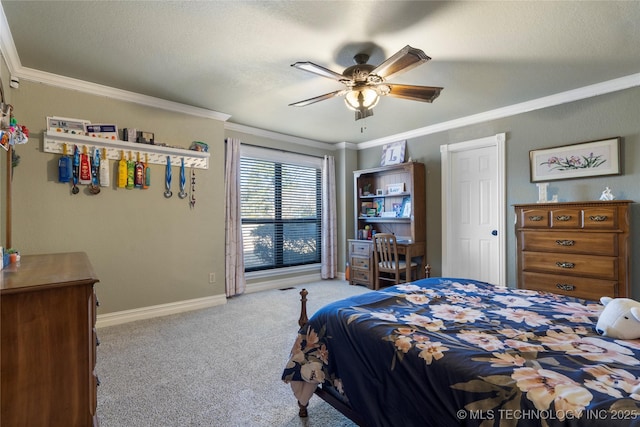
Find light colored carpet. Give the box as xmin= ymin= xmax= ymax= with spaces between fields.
xmin=96 ymin=280 xmax=369 ymax=426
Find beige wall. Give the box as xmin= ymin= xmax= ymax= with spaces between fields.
xmin=356 ymin=87 xmax=640 ymax=296
xmin=5 ymin=80 xmax=225 ymax=314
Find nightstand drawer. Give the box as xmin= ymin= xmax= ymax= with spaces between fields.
xmin=521 ymin=231 xmax=617 ymax=256
xmin=522 ymin=272 xmax=617 ymax=300
xmin=522 ymin=252 xmax=617 ymax=280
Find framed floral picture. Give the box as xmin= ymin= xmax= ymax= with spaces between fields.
xmin=529 ymin=137 xmax=621 ymax=182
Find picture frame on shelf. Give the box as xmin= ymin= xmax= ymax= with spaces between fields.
xmin=361 ymin=201 xmax=373 ymax=216
xmin=373 ymin=198 xmax=384 ymax=216
xmin=375 ymin=188 xmax=383 ymax=196
xmin=401 ymin=196 xmax=412 ymax=218
xmin=392 ymin=203 xmax=402 ymax=217
xmin=386 ymin=183 xmax=405 ymax=195
xmin=529 ymin=137 xmax=621 ymax=182
xmin=380 ymin=140 xmax=406 ymax=166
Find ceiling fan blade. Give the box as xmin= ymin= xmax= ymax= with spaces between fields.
xmin=289 ymin=90 xmax=345 ymax=107
xmin=384 ymin=84 xmax=443 ymax=102
xmin=291 ymin=61 xmax=346 ymax=81
xmin=371 ymin=45 xmax=430 ymax=80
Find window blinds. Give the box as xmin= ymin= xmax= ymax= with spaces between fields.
xmin=240 ymin=150 xmax=322 ymax=271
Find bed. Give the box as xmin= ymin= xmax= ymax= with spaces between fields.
xmin=282 ymin=277 xmax=640 ymax=426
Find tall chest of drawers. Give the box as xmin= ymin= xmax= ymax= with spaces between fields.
xmin=1 ymin=252 xmax=100 ymax=426
xmin=514 ymin=201 xmax=632 ymax=300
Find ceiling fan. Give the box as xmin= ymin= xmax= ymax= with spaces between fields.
xmin=289 ymin=45 xmax=443 ymax=121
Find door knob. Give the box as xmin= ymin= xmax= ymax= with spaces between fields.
xmin=491 ymin=230 xmax=498 ymax=236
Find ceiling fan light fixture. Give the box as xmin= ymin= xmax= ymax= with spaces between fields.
xmin=344 ymin=87 xmax=379 ymax=111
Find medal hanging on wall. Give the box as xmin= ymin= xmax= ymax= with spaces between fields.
xmin=89 ymin=147 xmax=100 ymax=194
xmin=143 ymin=153 xmax=150 ymax=189
xmin=190 ymin=167 xmax=196 ymax=209
xmin=134 ymin=152 xmax=144 ymax=188
xmin=126 ymin=151 xmax=135 ymax=190
xmin=58 ymin=143 xmax=72 ymax=183
xmin=79 ymin=146 xmax=92 ymax=185
xmin=164 ymin=156 xmax=172 ymax=198
xmin=178 ymin=157 xmax=187 ymax=199
xmin=72 ymin=145 xmax=80 ymax=194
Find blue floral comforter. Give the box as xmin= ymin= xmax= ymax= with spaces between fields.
xmin=282 ymin=278 xmax=640 ymax=427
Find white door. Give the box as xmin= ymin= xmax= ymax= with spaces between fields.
xmin=441 ymin=134 xmax=506 ymax=285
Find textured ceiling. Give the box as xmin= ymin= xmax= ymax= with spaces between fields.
xmin=1 ymin=1 xmax=639 ymax=144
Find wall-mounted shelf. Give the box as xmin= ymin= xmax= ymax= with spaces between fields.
xmin=43 ymin=131 xmax=209 ymax=169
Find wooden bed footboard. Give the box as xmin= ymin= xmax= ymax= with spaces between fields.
xmin=295 ymin=286 xmax=368 ymax=425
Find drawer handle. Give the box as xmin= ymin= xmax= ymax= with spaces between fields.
xmin=555 ymin=215 xmax=572 ymax=221
xmin=556 ymin=261 xmax=575 ymax=269
xmin=528 ymin=215 xmax=543 ymax=221
xmin=556 ymin=283 xmax=575 ymax=291
xmin=555 ymin=239 xmax=575 ymax=246
xmin=589 ymin=215 xmax=608 ymax=222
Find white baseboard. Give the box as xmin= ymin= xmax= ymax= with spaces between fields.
xmin=96 ymin=272 xmax=347 ymax=328
xmin=96 ymin=294 xmax=227 ymax=328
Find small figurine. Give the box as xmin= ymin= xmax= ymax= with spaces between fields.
xmin=600 ymin=187 xmax=615 ymax=201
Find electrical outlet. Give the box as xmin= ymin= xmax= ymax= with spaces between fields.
xmin=209 ymin=273 xmax=216 ymax=284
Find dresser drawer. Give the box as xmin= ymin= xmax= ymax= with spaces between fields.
xmin=522 ymin=272 xmax=617 ymax=300
xmin=519 ymin=209 xmax=549 ymax=228
xmin=549 ymin=208 xmax=581 ymax=228
xmin=349 ymin=240 xmax=372 ymax=256
xmin=583 ymin=207 xmax=618 ymax=229
xmin=521 ymin=231 xmax=617 ymax=256
xmin=522 ymin=252 xmax=617 ymax=280
xmin=351 ymin=256 xmax=370 ymax=270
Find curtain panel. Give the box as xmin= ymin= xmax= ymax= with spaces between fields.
xmin=224 ymin=138 xmax=246 ymax=297
xmin=321 ymin=155 xmax=337 ymax=279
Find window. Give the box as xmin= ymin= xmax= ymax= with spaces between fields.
xmin=240 ymin=147 xmax=322 ymax=272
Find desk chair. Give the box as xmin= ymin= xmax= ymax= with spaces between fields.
xmin=373 ymin=233 xmax=418 ymax=290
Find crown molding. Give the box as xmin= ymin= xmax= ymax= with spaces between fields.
xmin=15 ymin=66 xmax=231 ymax=121
xmin=335 ymin=141 xmax=358 ymax=151
xmin=224 ymin=121 xmax=336 ymax=151
xmin=0 ymin=5 xmax=20 ymax=75
xmin=358 ymin=73 xmax=640 ymax=149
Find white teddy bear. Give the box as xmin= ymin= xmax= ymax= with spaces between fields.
xmin=595 ymin=297 xmax=640 ymax=395
xmin=596 ymin=297 xmax=640 ymax=340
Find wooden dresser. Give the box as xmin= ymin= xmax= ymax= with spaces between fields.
xmin=514 ymin=201 xmax=632 ymax=300
xmin=1 ymin=252 xmax=100 ymax=426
